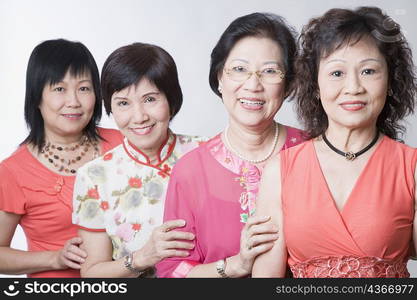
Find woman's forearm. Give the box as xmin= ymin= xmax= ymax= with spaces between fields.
xmin=0 ymin=246 xmax=59 ymax=275
xmin=80 ymin=257 xmax=140 ymax=278
xmin=186 ymin=255 xmax=248 ymax=278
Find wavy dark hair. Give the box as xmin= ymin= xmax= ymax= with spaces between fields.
xmin=209 ymin=12 xmax=298 ymax=99
xmin=295 ymin=6 xmax=416 ymax=141
xmin=22 ymin=39 xmax=102 ymax=151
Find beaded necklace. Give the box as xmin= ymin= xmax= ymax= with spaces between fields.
xmin=41 ymin=137 xmax=99 ymax=174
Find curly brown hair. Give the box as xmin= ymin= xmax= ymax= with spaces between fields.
xmin=295 ymin=6 xmax=416 ymax=141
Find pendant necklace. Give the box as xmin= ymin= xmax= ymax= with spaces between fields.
xmin=322 ymin=131 xmax=379 ymax=161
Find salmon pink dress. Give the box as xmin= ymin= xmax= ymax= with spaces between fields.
xmin=156 ymin=125 xmax=304 ymax=278
xmin=0 ymin=128 xmax=123 ymax=278
xmin=280 ymin=136 xmax=417 ymax=278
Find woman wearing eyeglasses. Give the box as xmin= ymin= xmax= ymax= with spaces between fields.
xmin=156 ymin=12 xmax=305 ymax=278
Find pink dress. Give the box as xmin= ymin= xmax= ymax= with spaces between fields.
xmin=156 ymin=125 xmax=304 ymax=277
xmin=0 ymin=128 xmax=123 ymax=277
xmin=280 ymin=136 xmax=417 ymax=278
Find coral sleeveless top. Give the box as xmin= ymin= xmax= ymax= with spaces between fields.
xmin=280 ymin=136 xmax=417 ymax=278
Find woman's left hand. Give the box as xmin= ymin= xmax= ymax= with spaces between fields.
xmin=232 ymin=215 xmax=279 ymax=276
xmin=54 ymin=237 xmax=88 ymax=270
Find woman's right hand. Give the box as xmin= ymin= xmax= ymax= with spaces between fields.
xmin=54 ymin=237 xmax=88 ymax=270
xmin=133 ymin=219 xmax=195 ymax=269
xmin=232 ymin=215 xmax=279 ymax=276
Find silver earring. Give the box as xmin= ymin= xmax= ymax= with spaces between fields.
xmin=388 ymin=89 xmax=393 ymax=97
xmin=218 ymin=86 xmax=222 ymax=94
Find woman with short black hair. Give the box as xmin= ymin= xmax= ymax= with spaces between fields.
xmin=0 ymin=39 xmax=122 ymax=277
xmin=72 ymin=43 xmax=205 ymax=277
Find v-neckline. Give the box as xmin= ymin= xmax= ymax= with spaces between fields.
xmin=311 ymin=135 xmax=386 ymax=216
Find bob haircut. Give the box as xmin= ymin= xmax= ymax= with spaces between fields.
xmin=209 ymin=12 xmax=298 ymax=98
xmin=296 ymin=6 xmax=416 ymax=141
xmin=22 ymin=39 xmax=102 ymax=151
xmin=101 ymin=42 xmax=183 ymax=120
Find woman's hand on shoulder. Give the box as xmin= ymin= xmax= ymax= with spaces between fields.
xmin=133 ymin=219 xmax=195 ymax=269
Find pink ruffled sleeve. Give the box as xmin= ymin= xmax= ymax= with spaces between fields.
xmin=156 ymin=156 xmax=203 ymax=278
xmin=0 ymin=162 xmax=26 ymax=215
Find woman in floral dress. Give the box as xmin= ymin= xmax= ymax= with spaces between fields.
xmin=72 ymin=43 xmax=205 ymax=277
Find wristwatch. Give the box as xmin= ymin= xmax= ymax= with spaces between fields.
xmin=216 ymin=258 xmax=229 ymax=278
xmin=124 ymin=252 xmax=148 ymax=277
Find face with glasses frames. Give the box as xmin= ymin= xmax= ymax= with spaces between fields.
xmin=223 ymin=66 xmax=285 ymax=85
xmin=218 ymin=36 xmax=286 ymax=129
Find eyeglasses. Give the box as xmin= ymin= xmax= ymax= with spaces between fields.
xmin=223 ymin=66 xmax=285 ymax=84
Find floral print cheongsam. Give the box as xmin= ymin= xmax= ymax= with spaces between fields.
xmin=72 ymin=131 xmax=206 ymax=260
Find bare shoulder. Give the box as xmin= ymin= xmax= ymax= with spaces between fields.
xmin=257 ymin=154 xmax=282 ymax=214
xmin=262 ymin=154 xmax=281 ymax=180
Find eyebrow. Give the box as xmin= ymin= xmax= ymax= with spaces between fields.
xmin=78 ymin=79 xmax=92 ymax=83
xmin=52 ymin=79 xmax=92 ymax=85
xmin=142 ymin=92 xmax=160 ymax=98
xmin=230 ymin=59 xmax=249 ymax=64
xmin=359 ymin=58 xmax=383 ymax=64
xmin=112 ymin=96 xmax=129 ymax=101
xmin=325 ymin=58 xmax=383 ymax=65
xmin=230 ymin=59 xmax=283 ymax=68
xmin=112 ymin=91 xmax=160 ymax=101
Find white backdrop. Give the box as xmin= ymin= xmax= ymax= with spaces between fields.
xmin=0 ymin=0 xmax=416 ymax=277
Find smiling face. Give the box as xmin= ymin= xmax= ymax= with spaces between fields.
xmin=218 ymin=36 xmax=286 ymax=130
xmin=317 ymin=37 xmax=389 ymax=131
xmin=111 ymin=77 xmax=170 ymax=157
xmin=39 ymin=71 xmax=95 ymax=141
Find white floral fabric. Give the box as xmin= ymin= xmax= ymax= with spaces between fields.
xmin=72 ymin=132 xmax=206 ymax=259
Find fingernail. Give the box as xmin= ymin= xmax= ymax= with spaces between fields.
xmin=180 ymin=220 xmax=186 ymax=226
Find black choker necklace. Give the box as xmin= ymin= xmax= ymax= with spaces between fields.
xmin=322 ymin=131 xmax=380 ymax=161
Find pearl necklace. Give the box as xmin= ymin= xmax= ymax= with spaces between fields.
xmin=224 ymin=123 xmax=279 ymax=164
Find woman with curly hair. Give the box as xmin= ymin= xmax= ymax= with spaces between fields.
xmin=252 ymin=6 xmax=417 ymax=278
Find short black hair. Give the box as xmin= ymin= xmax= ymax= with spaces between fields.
xmin=296 ymin=6 xmax=416 ymax=141
xmin=22 ymin=39 xmax=102 ymax=151
xmin=209 ymin=12 xmax=298 ymax=98
xmin=101 ymin=43 xmax=183 ymax=120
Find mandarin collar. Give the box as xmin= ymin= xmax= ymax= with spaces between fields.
xmin=123 ymin=130 xmax=176 ymax=167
